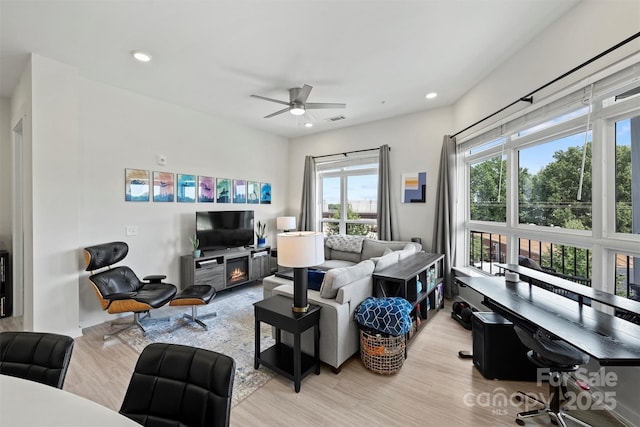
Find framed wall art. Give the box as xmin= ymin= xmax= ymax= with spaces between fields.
xmin=216 ymin=178 xmax=231 ymax=203
xmin=247 ymin=181 xmax=260 ymax=204
xmin=401 ymin=172 xmax=426 ymax=203
xmin=198 ymin=176 xmax=214 ymax=203
xmin=260 ymin=182 xmax=271 ymax=204
xmin=233 ymin=179 xmax=246 ymax=203
xmin=125 ymin=168 xmax=150 ymax=202
xmin=153 ymin=171 xmax=175 ymax=202
xmin=177 ymin=173 xmax=196 ymax=203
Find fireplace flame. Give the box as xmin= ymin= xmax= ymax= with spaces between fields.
xmin=230 ymin=267 xmax=247 ymax=282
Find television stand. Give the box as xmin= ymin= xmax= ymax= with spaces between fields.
xmin=180 ymin=246 xmax=271 ymax=292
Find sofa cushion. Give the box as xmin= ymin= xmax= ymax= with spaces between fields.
xmin=320 ymin=260 xmax=375 ymax=299
xmin=361 ymin=239 xmax=421 ymax=260
xmin=374 ymin=251 xmax=400 ymax=272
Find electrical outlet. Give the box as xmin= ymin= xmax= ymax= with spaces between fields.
xmin=126 ymin=226 xmax=138 ymax=236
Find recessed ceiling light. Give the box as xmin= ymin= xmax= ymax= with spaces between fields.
xmin=131 ymin=50 xmax=152 ymax=63
xmin=425 ymin=92 xmax=438 ymax=99
xmin=304 ymin=122 xmax=313 ymax=128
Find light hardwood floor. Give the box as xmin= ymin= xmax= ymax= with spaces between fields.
xmin=0 ymin=301 xmax=627 ymax=426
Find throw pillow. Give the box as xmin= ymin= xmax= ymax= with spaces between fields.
xmin=374 ymin=251 xmax=400 ymax=272
xmin=307 ymin=270 xmax=325 ymax=291
xmin=320 ymin=260 xmax=375 ymax=299
xmin=325 ymin=235 xmax=365 ymax=253
xmin=397 ymin=243 xmax=417 ymax=260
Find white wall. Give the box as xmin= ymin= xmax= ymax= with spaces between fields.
xmin=76 ymin=78 xmax=288 ymax=327
xmin=288 ymin=108 xmax=453 ymax=249
xmin=0 ymin=97 xmax=11 ymax=247
xmin=9 ymin=58 xmax=33 ymax=327
xmin=30 ymin=56 xmax=81 ymax=335
xmin=454 ymin=0 xmax=640 ymax=136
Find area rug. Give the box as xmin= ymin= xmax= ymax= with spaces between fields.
xmin=119 ymin=283 xmax=276 ymax=407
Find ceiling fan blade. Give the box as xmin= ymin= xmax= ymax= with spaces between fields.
xmin=250 ymin=94 xmax=290 ymax=106
xmin=306 ymin=102 xmax=346 ymax=109
xmin=264 ymin=107 xmax=290 ymax=118
xmin=294 ymin=84 xmax=313 ymax=103
xmin=304 ymin=110 xmax=318 ymax=122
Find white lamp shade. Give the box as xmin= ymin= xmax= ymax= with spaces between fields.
xmin=276 ymin=216 xmax=297 ymax=231
xmin=277 ymin=232 xmax=325 ymax=267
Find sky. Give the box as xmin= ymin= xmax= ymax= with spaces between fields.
xmin=321 ymin=174 xmax=378 ymax=206
xmin=517 ymin=118 xmax=630 ymax=174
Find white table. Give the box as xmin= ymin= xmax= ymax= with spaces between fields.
xmin=0 ymin=374 xmax=139 ymax=427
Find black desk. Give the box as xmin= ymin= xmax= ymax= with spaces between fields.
xmin=254 ymin=295 xmax=321 ymax=392
xmin=497 ymin=263 xmax=640 ymax=315
xmin=456 ymin=276 xmax=640 ymax=366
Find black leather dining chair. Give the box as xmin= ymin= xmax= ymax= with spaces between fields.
xmin=513 ymin=325 xmax=591 ymax=427
xmin=0 ymin=331 xmax=74 ymax=389
xmin=120 ymin=343 xmax=236 ymax=427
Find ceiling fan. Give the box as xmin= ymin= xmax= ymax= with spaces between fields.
xmin=250 ymin=84 xmax=346 ymax=118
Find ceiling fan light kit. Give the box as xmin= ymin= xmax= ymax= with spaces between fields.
xmin=290 ymin=103 xmax=305 ymax=115
xmin=251 ymin=84 xmax=346 ymax=119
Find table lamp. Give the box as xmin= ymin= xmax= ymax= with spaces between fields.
xmin=276 ymin=216 xmax=297 ymax=232
xmin=277 ymin=231 xmax=324 ymax=312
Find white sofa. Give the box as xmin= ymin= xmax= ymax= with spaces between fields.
xmin=262 ymin=237 xmax=421 ymax=371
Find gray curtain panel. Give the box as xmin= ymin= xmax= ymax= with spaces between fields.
xmin=299 ymin=155 xmax=316 ymax=231
xmin=377 ymin=144 xmax=393 ymax=241
xmin=433 ymin=135 xmax=457 ymax=298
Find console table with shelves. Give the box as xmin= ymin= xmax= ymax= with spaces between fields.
xmin=180 ymin=246 xmax=271 ymax=292
xmin=373 ymin=252 xmax=445 ymax=340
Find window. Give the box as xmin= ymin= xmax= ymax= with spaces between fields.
xmin=615 ymin=116 xmax=637 ymax=234
xmin=470 ymin=155 xmax=506 ymax=222
xmin=615 ymin=252 xmax=638 ymax=299
xmin=469 ymin=230 xmax=507 ymax=275
xmin=518 ymin=131 xmax=592 ymax=229
xmin=317 ymin=157 xmax=378 ymax=238
xmin=519 ymin=238 xmax=591 ymax=285
xmin=459 ymin=59 xmax=640 ymax=304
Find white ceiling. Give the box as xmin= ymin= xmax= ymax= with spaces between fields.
xmin=0 ymin=0 xmax=579 ymax=138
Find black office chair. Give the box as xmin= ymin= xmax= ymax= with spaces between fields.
xmin=119 ymin=343 xmax=236 ymax=427
xmin=84 ymin=241 xmax=177 ymax=339
xmin=513 ymin=325 xmax=591 ymax=427
xmin=0 ymin=331 xmax=74 ymax=389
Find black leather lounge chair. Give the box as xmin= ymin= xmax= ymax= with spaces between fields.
xmin=84 ymin=241 xmax=177 ymax=340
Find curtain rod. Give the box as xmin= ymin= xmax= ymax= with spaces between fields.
xmin=312 ymin=146 xmax=388 ymax=159
xmin=451 ymin=31 xmax=640 ymax=138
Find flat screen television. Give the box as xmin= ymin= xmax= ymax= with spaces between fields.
xmin=196 ymin=210 xmax=255 ymax=251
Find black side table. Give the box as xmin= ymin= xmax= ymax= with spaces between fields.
xmin=254 ymin=295 xmax=321 ymax=392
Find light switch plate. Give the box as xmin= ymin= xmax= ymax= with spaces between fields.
xmin=126 ymin=226 xmax=138 ymax=236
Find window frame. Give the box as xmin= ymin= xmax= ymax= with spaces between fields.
xmin=316 ymin=157 xmax=379 ymax=237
